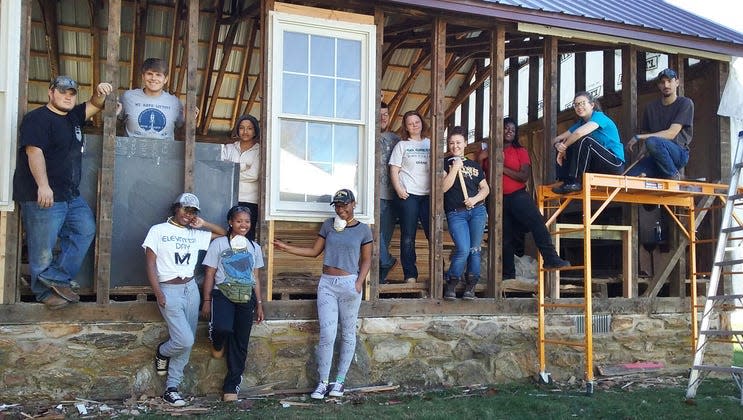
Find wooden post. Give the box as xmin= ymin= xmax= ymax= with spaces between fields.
xmin=603 ymin=49 xmax=615 ymax=95
xmin=260 ymin=0 xmax=274 ymax=301
xmin=430 ymin=17 xmax=446 ymax=298
xmin=131 ymin=0 xmax=148 ymax=88
xmin=575 ymin=52 xmax=586 ymax=93
xmin=370 ymin=7 xmax=385 ymax=300
xmin=94 ymin=0 xmax=121 ymax=304
xmin=543 ymin=38 xmax=558 ymax=183
xmin=508 ymin=56 xmax=519 ymax=120
xmin=527 ymin=56 xmax=539 ymax=123
xmin=621 ymin=45 xmax=639 ymax=298
xmin=489 ymin=26 xmax=505 ymax=298
xmin=474 ymin=59 xmax=484 ymax=141
xmin=184 ymin=0 xmax=199 ymax=192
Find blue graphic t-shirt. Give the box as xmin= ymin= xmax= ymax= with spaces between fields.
xmin=119 ymin=88 xmax=184 ymax=139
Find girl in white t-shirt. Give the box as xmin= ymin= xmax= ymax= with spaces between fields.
xmin=389 ymin=111 xmax=431 ymax=282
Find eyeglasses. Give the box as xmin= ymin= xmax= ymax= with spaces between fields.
xmin=572 ymin=100 xmax=590 ymax=109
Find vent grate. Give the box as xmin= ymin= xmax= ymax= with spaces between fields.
xmin=575 ymin=314 xmax=612 ymax=334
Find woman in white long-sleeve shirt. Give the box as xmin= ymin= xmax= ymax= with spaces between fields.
xmin=221 ymin=115 xmax=261 ymax=241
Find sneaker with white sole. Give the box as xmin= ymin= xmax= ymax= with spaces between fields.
xmin=310 ymin=381 xmax=329 ymax=400
xmin=155 ymin=342 xmax=169 ymax=376
xmin=329 ymin=382 xmax=345 ymax=397
xmin=163 ymin=387 xmax=186 ymax=407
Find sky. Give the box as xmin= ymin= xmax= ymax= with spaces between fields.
xmin=665 ymin=0 xmax=743 ymax=34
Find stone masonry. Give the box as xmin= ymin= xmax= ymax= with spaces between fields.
xmin=0 ymin=312 xmax=727 ymax=402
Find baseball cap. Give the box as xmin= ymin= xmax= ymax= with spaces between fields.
xmin=656 ymin=68 xmax=678 ymax=81
xmin=174 ymin=192 xmax=200 ymax=210
xmin=50 ymin=75 xmax=79 ymax=93
xmin=330 ymin=189 xmax=355 ymax=205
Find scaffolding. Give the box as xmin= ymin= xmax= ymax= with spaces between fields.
xmin=536 ymin=172 xmax=729 ymax=394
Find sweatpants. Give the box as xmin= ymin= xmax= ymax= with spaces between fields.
xmin=316 ymin=273 xmax=362 ymax=383
xmin=158 ymin=280 xmax=200 ymax=390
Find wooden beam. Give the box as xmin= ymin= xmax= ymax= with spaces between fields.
xmin=389 ymin=50 xmax=431 ymax=128
xmin=95 ymin=0 xmax=122 ymax=304
xmin=38 ymin=0 xmax=60 ymax=77
xmin=575 ymin=52 xmax=586 ymax=92
xmin=167 ymin=0 xmax=183 ymax=93
xmin=131 ymin=0 xmax=148 ymax=88
xmin=444 ymin=65 xmax=490 ymax=118
xmin=603 ymin=49 xmax=615 ymax=94
xmin=260 ymin=0 xmax=274 ymax=300
xmin=430 ymin=17 xmax=446 ymax=299
xmin=231 ymin=18 xmax=258 ymax=125
xmin=202 ymin=19 xmax=240 ymax=134
xmin=88 ymin=0 xmax=102 ymax=127
xmin=199 ymin=0 xmax=225 ymax=131
xmin=244 ymin=73 xmax=261 ymax=117
xmin=527 ymin=56 xmax=539 ymax=123
xmin=416 ymin=52 xmax=473 ymax=116
xmin=508 ymin=56 xmax=519 ymax=120
xmin=489 ymin=25 xmax=505 ymax=298
xmin=184 ymin=0 xmax=199 ymax=192
xmin=474 ymin=59 xmax=485 ymax=141
xmin=381 ymin=39 xmax=406 ymax=80
xmin=372 ymin=7 xmax=385 ymax=300
xmin=543 ymin=37 xmax=558 ymax=182
xmin=621 ymin=45 xmax=639 ymax=297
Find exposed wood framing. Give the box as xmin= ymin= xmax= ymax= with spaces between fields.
xmin=184 ymin=0 xmax=199 ymax=192
xmin=621 ymin=45 xmax=640 ymax=298
xmin=508 ymin=56 xmax=519 ymax=121
xmin=88 ymin=0 xmax=102 ymax=127
xmin=202 ymin=19 xmax=240 ymax=134
xmin=389 ymin=50 xmax=431 ymax=128
xmin=260 ymin=0 xmax=274 ymax=301
xmin=603 ymin=49 xmax=615 ymax=94
xmin=232 ymin=18 xmax=258 ymax=124
xmin=542 ymin=37 xmax=558 ymax=182
xmin=445 ymin=64 xmax=490 ymax=118
xmin=527 ymin=56 xmax=539 ymax=123
xmin=429 ymin=17 xmax=446 ymax=298
xmin=38 ymin=0 xmax=60 ymax=78
xmin=416 ymin=52 xmax=467 ymax=116
xmin=94 ymin=0 xmax=122 ymax=304
xmin=371 ymin=6 xmax=385 ymax=300
xmin=381 ymin=39 xmax=406 ymax=79
xmin=199 ymin=0 xmax=225 ymax=131
xmin=131 ymin=0 xmax=149 ymax=87
xmin=167 ymin=0 xmax=183 ymax=92
xmin=244 ymin=73 xmax=261 ymax=118
xmin=575 ymin=52 xmax=586 ymax=92
xmin=489 ymin=25 xmax=505 ymax=297
xmin=474 ymin=59 xmax=485 ymax=141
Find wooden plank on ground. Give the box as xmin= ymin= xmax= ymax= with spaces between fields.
xmin=597 ymin=361 xmax=665 ymax=376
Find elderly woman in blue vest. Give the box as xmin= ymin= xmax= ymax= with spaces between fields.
xmin=551 ymin=91 xmax=624 ymax=194
xmin=273 ymin=189 xmax=372 ymax=400
xmin=442 ymin=126 xmax=489 ymax=300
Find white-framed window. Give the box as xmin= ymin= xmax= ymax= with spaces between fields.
xmin=267 ymin=10 xmax=376 ymax=222
xmin=0 ymin=0 xmax=22 ymax=211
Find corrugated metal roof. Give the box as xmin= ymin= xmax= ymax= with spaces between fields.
xmin=487 ymin=0 xmax=743 ymax=45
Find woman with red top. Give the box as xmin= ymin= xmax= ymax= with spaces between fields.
xmin=501 ymin=118 xmax=569 ymax=280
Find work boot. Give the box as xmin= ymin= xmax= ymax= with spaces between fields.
xmin=463 ymin=274 xmax=478 ymax=300
xmin=444 ymin=276 xmax=460 ymax=301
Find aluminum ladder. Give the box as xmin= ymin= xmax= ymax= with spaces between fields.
xmin=686 ymin=131 xmax=743 ymax=404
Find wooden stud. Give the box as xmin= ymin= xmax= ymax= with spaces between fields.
xmin=38 ymin=0 xmax=60 ymax=78
xmin=203 ymin=20 xmax=240 ymax=134
xmin=199 ymin=1 xmax=225 ymax=131
xmin=184 ymin=0 xmax=198 ymax=192
xmin=389 ymin=50 xmax=431 ymax=128
xmin=94 ymin=0 xmax=122 ymax=304
xmin=231 ymin=19 xmax=258 ymax=125
xmin=167 ymin=0 xmax=183 ymax=93
xmin=371 ymin=7 xmax=385 ymax=300
xmin=474 ymin=59 xmax=484 ymax=141
xmin=527 ymin=56 xmax=539 ymax=123
xmin=430 ymin=17 xmax=446 ymax=299
xmin=260 ymin=0 xmax=274 ymax=300
xmin=489 ymin=25 xmax=505 ymax=298
xmin=131 ymin=0 xmax=148 ymax=88
xmin=603 ymin=49 xmax=615 ymax=94
xmin=508 ymin=56 xmax=519 ymax=120
xmin=543 ymin=38 xmax=558 ymax=191
xmin=575 ymin=52 xmax=586 ymax=93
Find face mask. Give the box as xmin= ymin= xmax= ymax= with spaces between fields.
xmin=333 ymin=215 xmax=347 ymax=232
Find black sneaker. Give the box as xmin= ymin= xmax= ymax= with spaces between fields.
xmin=163 ymin=387 xmax=186 ymax=407
xmin=155 ymin=342 xmax=169 ymax=376
xmin=544 ymin=258 xmax=571 ymax=270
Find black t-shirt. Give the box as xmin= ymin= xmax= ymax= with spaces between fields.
xmin=443 ymin=157 xmax=485 ymax=213
xmin=13 ymin=104 xmax=87 ymax=202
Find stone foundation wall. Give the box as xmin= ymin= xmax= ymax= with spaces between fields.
xmin=0 ymin=312 xmax=727 ymax=401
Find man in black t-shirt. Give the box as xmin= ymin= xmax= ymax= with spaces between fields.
xmin=13 ymin=75 xmax=113 ymax=309
xmin=627 ymin=68 xmax=694 ymax=180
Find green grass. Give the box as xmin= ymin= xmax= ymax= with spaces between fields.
xmin=131 ymin=378 xmax=742 ymax=419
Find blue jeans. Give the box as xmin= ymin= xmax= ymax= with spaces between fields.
xmin=396 ymin=194 xmax=430 ymax=279
xmin=159 ymin=280 xmax=200 ymax=389
xmin=446 ymin=204 xmax=487 ymax=279
xmin=379 ymin=198 xmax=397 ymax=268
xmin=627 ymin=137 xmax=689 ymax=178
xmin=20 ymin=196 xmax=96 ymax=301
xmin=316 ymin=274 xmax=362 ymax=382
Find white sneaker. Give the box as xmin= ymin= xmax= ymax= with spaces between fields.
xmin=310 ymin=381 xmax=329 ymax=400
xmin=329 ymin=382 xmax=345 ymax=397
xmin=163 ymin=388 xmax=186 ymax=407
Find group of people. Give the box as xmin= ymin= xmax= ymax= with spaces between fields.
xmin=13 ymin=63 xmax=693 ymax=405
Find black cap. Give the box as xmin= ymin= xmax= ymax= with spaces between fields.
xmin=656 ymin=68 xmax=678 ymax=81
xmin=330 ymin=189 xmax=355 ymax=205
xmin=50 ymin=75 xmax=79 ymax=93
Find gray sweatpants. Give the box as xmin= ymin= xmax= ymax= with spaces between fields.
xmin=316 ymin=273 xmax=362 ymax=382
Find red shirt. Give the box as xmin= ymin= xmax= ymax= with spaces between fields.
xmin=503 ymin=145 xmax=530 ymax=195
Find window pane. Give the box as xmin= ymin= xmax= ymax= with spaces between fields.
xmin=280 ymin=119 xmax=306 ymax=159
xmin=308 ymin=122 xmax=332 ymax=162
xmin=333 ymin=124 xmax=359 ymax=164
xmin=336 ymin=80 xmax=360 ymax=120
xmin=283 ymin=32 xmax=308 ymax=73
xmin=310 ymin=35 xmax=335 ymax=77
xmin=337 ymin=39 xmax=361 ymax=79
xmin=310 ymin=76 xmax=334 ymax=117
xmin=283 ymin=74 xmax=308 ymax=114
